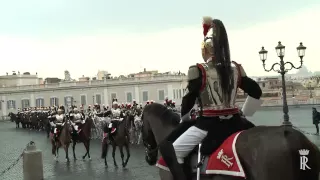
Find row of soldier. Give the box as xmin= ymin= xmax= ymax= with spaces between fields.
xmin=10 ymin=97 xmax=178 ymax=143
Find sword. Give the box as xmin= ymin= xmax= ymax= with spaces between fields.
xmin=197 ymin=143 xmax=202 ymax=180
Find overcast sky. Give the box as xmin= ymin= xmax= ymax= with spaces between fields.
xmin=0 ymin=0 xmax=319 ymax=79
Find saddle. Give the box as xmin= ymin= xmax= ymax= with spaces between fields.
xmin=108 ymin=118 xmax=123 ymax=134
xmin=53 ymin=124 xmax=63 ymax=140
xmin=73 ymin=120 xmax=84 ymax=134
xmin=157 ymin=131 xmax=246 ymax=178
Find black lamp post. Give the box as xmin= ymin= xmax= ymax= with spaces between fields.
xmin=308 ymin=82 xmax=313 ymax=98
xmin=259 ymin=41 xmax=306 ymax=126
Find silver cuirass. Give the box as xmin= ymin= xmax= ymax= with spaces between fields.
xmin=199 ymin=62 xmax=239 ymax=109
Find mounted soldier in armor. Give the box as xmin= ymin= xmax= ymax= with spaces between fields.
xmin=71 ymin=108 xmax=85 ymax=134
xmin=49 ymin=108 xmax=66 ymax=141
xmin=106 ymin=101 xmax=124 ymax=140
xmin=158 ymin=17 xmax=262 ymax=180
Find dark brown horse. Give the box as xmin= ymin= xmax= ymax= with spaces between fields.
xmin=51 ymin=120 xmax=72 ymax=162
xmin=142 ymin=103 xmax=320 ymax=180
xmin=101 ymin=115 xmax=131 ymax=168
xmin=8 ymin=112 xmax=20 ymax=128
xmin=72 ymin=116 xmax=94 ymax=160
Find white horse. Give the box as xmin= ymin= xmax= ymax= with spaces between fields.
xmin=132 ymin=115 xmax=143 ymax=145
xmin=91 ymin=114 xmax=110 ymax=139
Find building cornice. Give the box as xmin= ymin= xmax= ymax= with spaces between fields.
xmin=0 ymin=76 xmax=187 ymax=94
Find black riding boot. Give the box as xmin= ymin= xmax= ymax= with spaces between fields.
xmin=159 ymin=141 xmax=187 ymax=180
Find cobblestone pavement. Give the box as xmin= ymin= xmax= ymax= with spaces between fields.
xmin=0 ymin=121 xmax=159 ymax=180
xmin=1 ymin=107 xmax=320 ymax=180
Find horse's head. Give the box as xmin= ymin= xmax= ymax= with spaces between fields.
xmin=141 ymin=103 xmax=181 ymax=165
xmin=141 ymin=111 xmax=158 ymax=165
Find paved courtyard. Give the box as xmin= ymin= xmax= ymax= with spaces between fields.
xmin=0 ymin=106 xmax=320 ymax=180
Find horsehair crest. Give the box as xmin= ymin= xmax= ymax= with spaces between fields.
xmin=202 ymin=16 xmax=213 ymax=36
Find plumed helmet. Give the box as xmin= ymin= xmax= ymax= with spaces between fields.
xmin=112 ymin=101 xmax=118 ymax=105
xmin=201 ymin=16 xmax=214 ymax=60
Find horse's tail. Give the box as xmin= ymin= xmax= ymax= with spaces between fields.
xmin=285 ymin=127 xmax=320 ymax=180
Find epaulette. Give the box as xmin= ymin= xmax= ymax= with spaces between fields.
xmin=187 ymin=65 xmax=200 ymax=80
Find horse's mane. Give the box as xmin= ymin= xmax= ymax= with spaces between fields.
xmin=143 ymin=103 xmax=180 ymax=126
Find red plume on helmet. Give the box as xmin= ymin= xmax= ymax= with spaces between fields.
xmin=203 ymin=16 xmax=213 ymax=37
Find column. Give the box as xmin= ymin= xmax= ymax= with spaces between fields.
xmin=103 ymin=88 xmax=109 ymax=106
xmin=134 ymin=85 xmax=140 ymax=103
xmin=1 ymin=95 xmax=7 ymax=117
xmin=30 ymin=93 xmax=35 ymax=107
xmin=167 ymin=84 xmax=173 ymax=99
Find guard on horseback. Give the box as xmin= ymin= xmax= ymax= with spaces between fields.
xmin=71 ymin=108 xmax=85 ymax=134
xmin=158 ymin=17 xmax=263 ymax=180
xmin=106 ymin=101 xmax=124 ymax=139
xmin=49 ymin=108 xmax=66 ymax=141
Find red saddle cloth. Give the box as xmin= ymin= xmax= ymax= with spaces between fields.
xmin=156 ymin=131 xmax=245 ymax=178
xmin=206 ymin=131 xmax=245 ymax=178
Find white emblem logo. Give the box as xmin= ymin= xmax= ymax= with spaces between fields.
xmin=217 ymin=149 xmax=234 ymax=168
xmin=299 ymin=149 xmax=311 ymax=170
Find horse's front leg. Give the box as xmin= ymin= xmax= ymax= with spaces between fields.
xmin=112 ymin=145 xmax=118 ymax=168
xmin=64 ymin=144 xmax=70 ymax=162
xmin=119 ymin=146 xmax=125 ymax=167
xmin=72 ymin=141 xmax=77 ymax=160
xmin=124 ymin=144 xmax=130 ymax=167
xmin=55 ymin=145 xmax=59 ymax=161
xmin=83 ymin=140 xmax=91 ymax=160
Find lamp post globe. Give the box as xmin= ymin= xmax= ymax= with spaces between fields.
xmin=259 ymin=47 xmax=268 ymax=63
xmin=297 ymin=42 xmax=306 ymax=58
xmin=275 ymin=41 xmax=285 ymax=57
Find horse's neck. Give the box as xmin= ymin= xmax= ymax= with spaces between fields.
xmin=150 ymin=118 xmax=176 ymax=145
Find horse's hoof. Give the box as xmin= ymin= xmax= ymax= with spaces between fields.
xmin=89 ymin=157 xmax=92 ymax=161
xmin=66 ymin=158 xmax=70 ymax=162
xmin=74 ymin=158 xmax=77 ymax=161
xmin=82 ymin=156 xmax=85 ymax=160
xmin=105 ymin=164 xmax=108 ymax=168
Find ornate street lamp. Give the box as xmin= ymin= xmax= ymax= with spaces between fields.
xmin=308 ymin=82 xmax=313 ymax=98
xmin=259 ymin=41 xmax=306 ymax=126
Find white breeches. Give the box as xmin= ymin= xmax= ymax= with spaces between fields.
xmin=74 ymin=125 xmax=78 ymax=131
xmin=173 ymin=126 xmax=208 ymax=164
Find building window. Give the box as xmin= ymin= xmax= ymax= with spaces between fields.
xmin=179 ymin=89 xmax=182 ymax=99
xmin=142 ymin=91 xmax=149 ymax=101
xmin=183 ymin=89 xmax=187 ymax=96
xmin=111 ymin=93 xmax=117 ymax=101
xmin=65 ymin=96 xmax=73 ymax=107
xmin=21 ymin=99 xmax=30 ymax=109
xmin=7 ymin=100 xmax=16 ymax=109
xmin=95 ymin=94 xmax=102 ymax=104
xmin=158 ymin=90 xmax=165 ymax=101
xmin=173 ymin=89 xmax=176 ymax=99
xmin=50 ymin=97 xmax=59 ymax=107
xmin=36 ymin=98 xmax=44 ymax=107
xmin=262 ymin=83 xmax=265 ymax=88
xmin=126 ymin=92 xmax=133 ymax=103
xmin=80 ymin=95 xmax=86 ymax=105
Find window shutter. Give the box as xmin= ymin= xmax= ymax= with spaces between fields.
xmin=13 ymin=101 xmax=16 ymax=109
xmin=7 ymin=101 xmax=9 ymax=109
